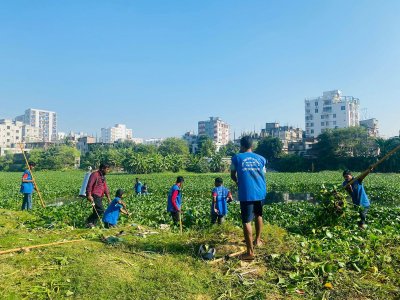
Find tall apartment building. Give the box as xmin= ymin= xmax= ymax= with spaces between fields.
xmin=101 ymin=124 xmax=133 ymax=143
xmin=305 ymin=90 xmax=360 ymax=138
xmin=0 ymin=119 xmax=41 ymax=149
xmin=198 ymin=117 xmax=230 ymax=148
xmin=16 ymin=108 xmax=57 ymax=142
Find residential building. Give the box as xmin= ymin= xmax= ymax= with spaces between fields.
xmin=143 ymin=138 xmax=164 ymax=146
xmin=101 ymin=124 xmax=133 ymax=143
xmin=77 ymin=136 xmax=97 ymax=154
xmin=16 ymin=108 xmax=57 ymax=142
xmin=0 ymin=119 xmax=41 ymax=149
xmin=261 ymin=122 xmax=303 ymax=152
xmin=360 ymin=118 xmax=379 ymax=137
xmin=198 ymin=117 xmax=230 ymax=149
xmin=182 ymin=131 xmax=198 ymax=153
xmin=304 ymin=90 xmax=360 ymax=138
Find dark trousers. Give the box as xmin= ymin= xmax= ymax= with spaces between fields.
xmin=359 ymin=207 xmax=369 ymax=225
xmin=86 ymin=196 xmax=104 ymax=225
xmin=170 ymin=211 xmax=180 ymax=225
xmin=211 ymin=214 xmax=225 ymax=225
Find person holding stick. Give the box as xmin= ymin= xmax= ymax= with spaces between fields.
xmin=343 ymin=169 xmax=372 ymax=229
xmin=103 ymin=189 xmax=130 ymax=228
xmin=86 ymin=163 xmax=111 ymax=228
xmin=231 ymin=136 xmax=267 ymax=261
xmin=167 ymin=176 xmax=184 ymax=225
xmin=20 ymin=161 xmax=37 ymax=210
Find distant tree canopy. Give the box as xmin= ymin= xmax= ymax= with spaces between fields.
xmin=197 ymin=135 xmax=216 ymax=157
xmin=255 ymin=137 xmax=283 ymax=162
xmin=29 ymin=145 xmax=80 ymax=170
xmin=158 ymin=138 xmax=190 ymax=156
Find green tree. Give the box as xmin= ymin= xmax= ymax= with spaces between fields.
xmin=255 ymin=137 xmax=283 ymax=162
xmin=218 ymin=141 xmax=239 ymax=156
xmin=197 ymin=135 xmax=216 ymax=157
xmin=158 ymin=138 xmax=190 ymax=156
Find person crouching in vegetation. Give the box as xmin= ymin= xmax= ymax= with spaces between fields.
xmin=20 ymin=161 xmax=36 ymax=210
xmin=134 ymin=178 xmax=143 ymax=195
xmin=167 ymin=176 xmax=184 ymax=225
xmin=103 ymin=189 xmax=129 ymax=228
xmin=342 ymin=169 xmax=372 ymax=229
xmin=211 ymin=177 xmax=233 ymax=225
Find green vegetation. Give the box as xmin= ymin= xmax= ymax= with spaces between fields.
xmin=0 ymin=171 xmax=399 ymax=299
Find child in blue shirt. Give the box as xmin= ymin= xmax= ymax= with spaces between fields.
xmin=134 ymin=178 xmax=143 ymax=195
xmin=211 ymin=177 xmax=233 ymax=225
xmin=103 ymin=189 xmax=129 ymax=228
xmin=342 ymin=169 xmax=372 ymax=229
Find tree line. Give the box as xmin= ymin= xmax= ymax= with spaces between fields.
xmin=0 ymin=127 xmax=399 ymax=173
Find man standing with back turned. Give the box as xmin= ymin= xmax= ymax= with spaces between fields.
xmin=231 ymin=136 xmax=267 ymax=261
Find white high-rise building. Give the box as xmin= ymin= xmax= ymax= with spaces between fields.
xmin=198 ymin=117 xmax=230 ymax=148
xmin=101 ymin=124 xmax=133 ymax=143
xmin=305 ymin=90 xmax=360 ymax=138
xmin=0 ymin=119 xmax=41 ymax=149
xmin=16 ymin=108 xmax=57 ymax=142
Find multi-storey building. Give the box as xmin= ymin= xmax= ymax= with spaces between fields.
xmin=182 ymin=131 xmax=198 ymax=153
xmin=198 ymin=117 xmax=230 ymax=148
xmin=360 ymin=118 xmax=379 ymax=137
xmin=16 ymin=108 xmax=57 ymax=142
xmin=101 ymin=124 xmax=133 ymax=143
xmin=304 ymin=90 xmax=360 ymax=138
xmin=0 ymin=119 xmax=41 ymax=155
xmin=261 ymin=122 xmax=304 ymax=152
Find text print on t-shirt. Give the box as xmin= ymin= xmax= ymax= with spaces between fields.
xmin=241 ymin=157 xmax=262 ymax=172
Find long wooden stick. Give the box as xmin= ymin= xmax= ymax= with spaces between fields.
xmin=209 ymin=249 xmax=246 ymax=265
xmin=19 ymin=143 xmax=46 ymax=208
xmin=0 ymin=239 xmax=84 ymax=255
xmin=345 ymin=144 xmax=400 ymax=188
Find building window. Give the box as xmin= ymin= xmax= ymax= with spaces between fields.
xmin=311 ymin=129 xmax=314 ymax=134
xmin=333 ymin=121 xmax=336 ymax=125
xmin=315 ymin=102 xmax=318 ymax=106
xmin=310 ymin=123 xmax=314 ymax=127
xmin=341 ymin=106 xmax=345 ymax=110
xmin=321 ymin=115 xmax=324 ymax=119
xmin=321 ymin=122 xmax=324 ymax=126
xmin=315 ymin=109 xmax=318 ymax=113
xmin=333 ymin=114 xmax=336 ymax=118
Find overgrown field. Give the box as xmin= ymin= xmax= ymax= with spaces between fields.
xmin=0 ymin=171 xmax=399 ymax=299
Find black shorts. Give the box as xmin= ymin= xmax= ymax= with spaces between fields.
xmin=240 ymin=201 xmax=263 ymax=223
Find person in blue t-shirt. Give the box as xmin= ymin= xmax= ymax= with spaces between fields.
xmin=342 ymin=169 xmax=372 ymax=229
xmin=141 ymin=183 xmax=149 ymax=195
xmin=134 ymin=178 xmax=143 ymax=195
xmin=167 ymin=176 xmax=184 ymax=225
xmin=231 ymin=136 xmax=266 ymax=261
xmin=20 ymin=162 xmax=36 ymax=210
xmin=211 ymin=177 xmax=233 ymax=225
xmin=103 ymin=189 xmax=129 ymax=228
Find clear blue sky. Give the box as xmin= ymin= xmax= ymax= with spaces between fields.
xmin=0 ymin=0 xmax=399 ymax=138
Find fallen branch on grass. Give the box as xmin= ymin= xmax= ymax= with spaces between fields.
xmin=0 ymin=239 xmax=85 ymax=255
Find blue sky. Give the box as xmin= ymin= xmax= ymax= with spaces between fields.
xmin=0 ymin=0 xmax=399 ymax=138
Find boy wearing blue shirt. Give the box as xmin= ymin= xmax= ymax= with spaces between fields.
xmin=211 ymin=177 xmax=233 ymax=225
xmin=134 ymin=178 xmax=143 ymax=195
xmin=20 ymin=162 xmax=36 ymax=210
xmin=231 ymin=136 xmax=267 ymax=261
xmin=167 ymin=176 xmax=184 ymax=224
xmin=103 ymin=189 xmax=129 ymax=228
xmin=343 ymin=169 xmax=371 ymax=229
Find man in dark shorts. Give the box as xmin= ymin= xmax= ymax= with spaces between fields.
xmin=167 ymin=176 xmax=184 ymax=225
xmin=231 ymin=136 xmax=267 ymax=260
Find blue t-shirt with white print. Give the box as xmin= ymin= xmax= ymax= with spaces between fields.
xmin=211 ymin=186 xmax=230 ymax=216
xmin=231 ymin=152 xmax=266 ymax=201
xmin=103 ymin=197 xmax=123 ymax=225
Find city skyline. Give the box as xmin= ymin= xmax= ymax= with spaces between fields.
xmin=0 ymin=1 xmax=399 ymax=138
